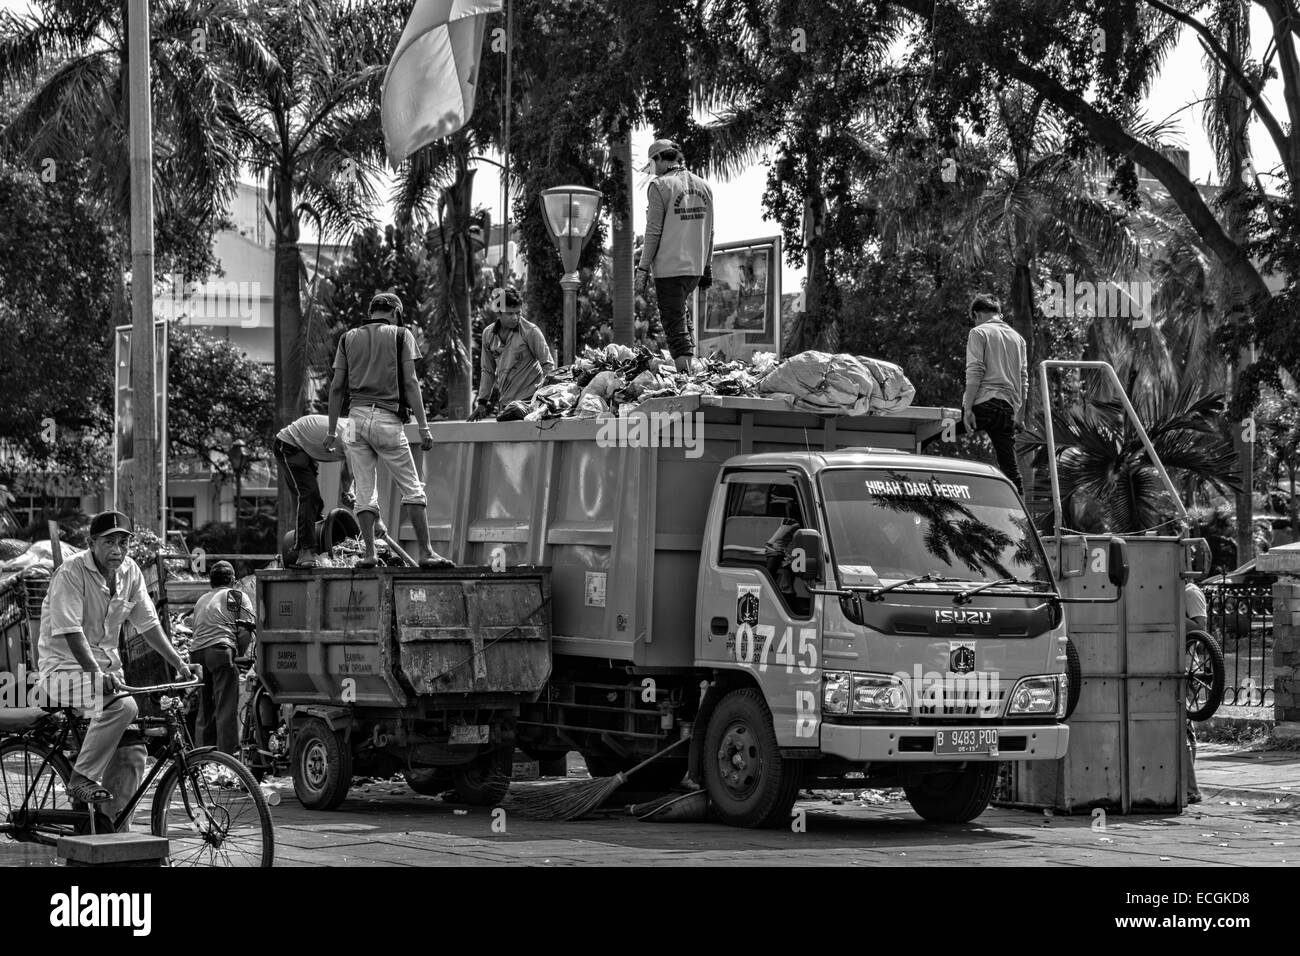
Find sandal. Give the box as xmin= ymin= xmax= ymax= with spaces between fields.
xmin=68 ymin=778 xmax=114 ymax=805
xmin=419 ymin=555 xmax=454 ymax=569
xmin=356 ymin=557 xmax=379 ymax=569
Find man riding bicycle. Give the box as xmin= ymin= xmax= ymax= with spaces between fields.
xmin=35 ymin=511 xmax=196 ymax=813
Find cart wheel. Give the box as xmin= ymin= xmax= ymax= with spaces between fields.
xmin=1185 ymin=629 xmax=1225 ymax=721
xmin=292 ymin=717 xmax=352 ymax=810
xmin=403 ymin=767 xmax=451 ymax=796
xmin=451 ymin=746 xmax=513 ymax=806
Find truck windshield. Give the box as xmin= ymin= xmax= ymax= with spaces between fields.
xmin=819 ymin=468 xmax=1051 ymax=586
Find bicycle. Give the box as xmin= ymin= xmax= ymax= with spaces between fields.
xmin=237 ymin=653 xmax=289 ymax=783
xmin=0 ymin=678 xmax=274 ymax=867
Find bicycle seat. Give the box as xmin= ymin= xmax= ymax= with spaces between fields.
xmin=0 ymin=707 xmax=49 ymax=733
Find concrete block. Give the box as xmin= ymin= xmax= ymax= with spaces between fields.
xmin=57 ymin=834 xmax=169 ymax=867
xmin=1272 ymin=722 xmax=1300 ymax=742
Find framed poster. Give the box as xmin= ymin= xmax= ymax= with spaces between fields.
xmin=694 ymin=235 xmax=782 ymax=362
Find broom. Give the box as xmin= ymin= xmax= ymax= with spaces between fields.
xmin=499 ymin=737 xmax=691 ymax=821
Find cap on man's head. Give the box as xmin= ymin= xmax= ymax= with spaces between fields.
xmin=368 ymin=292 xmax=404 ymax=316
xmin=210 ymin=560 xmax=236 ymax=587
xmin=89 ymin=511 xmax=133 ymax=539
xmin=970 ymin=294 xmax=1002 ymax=316
xmin=643 ymin=138 xmax=680 ymax=172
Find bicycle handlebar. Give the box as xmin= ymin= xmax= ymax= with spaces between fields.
xmin=114 ymin=678 xmax=202 ymax=694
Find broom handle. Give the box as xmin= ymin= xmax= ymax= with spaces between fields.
xmin=621 ymin=736 xmax=690 ymax=778
xmin=382 ymin=533 xmax=417 ymax=567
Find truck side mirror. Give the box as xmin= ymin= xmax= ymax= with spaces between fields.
xmin=791 ymin=529 xmax=824 ymax=581
xmin=1108 ymin=537 xmax=1129 ymax=590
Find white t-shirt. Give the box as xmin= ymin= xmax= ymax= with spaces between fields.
xmin=1184 ymin=583 xmax=1208 ymax=622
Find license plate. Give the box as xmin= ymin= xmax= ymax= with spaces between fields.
xmin=449 ymin=724 xmax=490 ymax=745
xmin=935 ymin=728 xmax=999 ymax=755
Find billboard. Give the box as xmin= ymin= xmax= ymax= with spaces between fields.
xmin=694 ymin=235 xmax=783 ymax=362
xmin=113 ymin=321 xmax=168 ymax=514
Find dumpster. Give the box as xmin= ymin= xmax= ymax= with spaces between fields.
xmin=1009 ymin=534 xmax=1194 ymax=813
xmin=255 ymin=566 xmax=552 ymax=810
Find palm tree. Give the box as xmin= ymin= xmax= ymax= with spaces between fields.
xmin=223 ymin=0 xmax=408 ymax=538
xmin=0 ymin=0 xmax=271 ymax=312
xmin=1021 ymin=383 xmax=1240 ymax=535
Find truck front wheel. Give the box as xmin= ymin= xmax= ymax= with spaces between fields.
xmin=292 ymin=717 xmax=352 ymax=811
xmin=703 ymin=688 xmax=801 ymax=828
xmin=903 ymin=764 xmax=999 ymax=823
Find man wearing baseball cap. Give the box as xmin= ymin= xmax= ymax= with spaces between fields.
xmin=325 ymin=291 xmax=453 ymax=568
xmin=188 ymin=560 xmax=255 ymax=755
xmin=36 ymin=511 xmax=196 ymax=810
xmin=636 ymin=138 xmax=715 ymax=371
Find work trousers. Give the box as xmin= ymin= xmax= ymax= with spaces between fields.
xmin=275 ymin=438 xmax=323 ymax=552
xmin=192 ymin=644 xmax=239 ymax=756
xmin=973 ymin=398 xmax=1023 ymax=494
xmin=654 ymin=275 xmax=701 ymax=359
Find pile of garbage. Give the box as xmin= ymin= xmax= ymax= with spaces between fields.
xmin=314 ymin=536 xmax=405 ymax=569
xmin=491 ymin=344 xmax=915 ymax=422
xmin=0 ymin=538 xmax=83 ymax=591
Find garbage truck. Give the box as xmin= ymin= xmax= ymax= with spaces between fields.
xmin=363 ymin=392 xmax=1126 ymax=828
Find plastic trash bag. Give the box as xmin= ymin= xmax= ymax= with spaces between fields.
xmin=757 ymin=351 xmax=915 ymax=415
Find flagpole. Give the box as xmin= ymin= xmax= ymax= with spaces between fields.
xmin=501 ymin=0 xmax=512 ymax=286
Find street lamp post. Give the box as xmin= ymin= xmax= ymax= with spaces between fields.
xmin=229 ymin=438 xmax=246 ymax=554
xmin=539 ymin=186 xmax=602 ymax=364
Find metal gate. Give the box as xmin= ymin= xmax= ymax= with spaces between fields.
xmin=1205 ymin=582 xmax=1274 ymax=708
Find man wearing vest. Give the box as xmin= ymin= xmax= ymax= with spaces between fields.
xmin=473 ymin=286 xmax=555 ymax=421
xmin=189 ymin=560 xmax=254 ymax=755
xmin=636 ymin=139 xmax=715 ymax=372
xmin=325 ymin=292 xmax=453 ymax=569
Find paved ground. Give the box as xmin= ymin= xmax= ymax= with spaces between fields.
xmin=4 ymin=745 xmax=1297 ymax=867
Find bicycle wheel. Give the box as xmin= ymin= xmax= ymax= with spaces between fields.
xmin=0 ymin=739 xmax=75 ymax=843
xmin=1186 ymin=630 xmax=1225 ymax=721
xmin=150 ymin=750 xmax=274 ymax=867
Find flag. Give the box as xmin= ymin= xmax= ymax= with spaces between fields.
xmin=381 ymin=0 xmax=503 ymax=169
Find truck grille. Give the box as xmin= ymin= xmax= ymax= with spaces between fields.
xmin=915 ymin=687 xmax=1005 ymax=719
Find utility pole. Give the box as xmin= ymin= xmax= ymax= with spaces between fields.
xmin=127 ymin=0 xmax=160 ymax=535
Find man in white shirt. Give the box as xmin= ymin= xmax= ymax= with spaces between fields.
xmin=961 ymin=294 xmax=1028 ymax=493
xmin=274 ymin=413 xmax=354 ymax=568
xmin=36 ymin=511 xmax=194 ymax=806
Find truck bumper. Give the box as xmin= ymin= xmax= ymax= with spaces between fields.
xmin=818 ymin=722 xmax=1068 ymax=762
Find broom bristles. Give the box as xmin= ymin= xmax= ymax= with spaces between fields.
xmin=499 ymin=772 xmax=627 ymax=821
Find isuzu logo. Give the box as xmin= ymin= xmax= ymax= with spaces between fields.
xmin=949 ymin=641 xmax=977 ymax=674
xmin=934 ymin=609 xmax=992 ymax=625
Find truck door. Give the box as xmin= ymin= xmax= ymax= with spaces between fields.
xmin=697 ymin=472 xmax=821 ymax=747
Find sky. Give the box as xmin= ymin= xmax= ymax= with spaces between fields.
xmin=1 ymin=0 xmax=1291 ymax=295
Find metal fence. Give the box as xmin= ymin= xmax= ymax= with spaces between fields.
xmin=1205 ymin=583 xmax=1274 ymax=708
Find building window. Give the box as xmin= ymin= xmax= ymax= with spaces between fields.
xmin=12 ymin=495 xmax=82 ymax=531
xmin=166 ymin=496 xmax=197 ymax=533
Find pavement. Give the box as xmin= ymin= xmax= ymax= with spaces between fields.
xmin=3 ymin=744 xmax=1298 ymax=867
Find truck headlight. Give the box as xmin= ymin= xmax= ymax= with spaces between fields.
xmin=823 ymin=672 xmax=851 ymax=714
xmin=1007 ymin=676 xmax=1059 ymax=715
xmin=851 ymin=674 xmax=909 ymax=714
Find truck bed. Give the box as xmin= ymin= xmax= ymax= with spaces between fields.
xmin=322 ymin=395 xmax=960 ymax=668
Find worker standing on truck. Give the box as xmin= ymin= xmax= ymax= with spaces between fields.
xmin=189 ymin=560 xmax=255 ymax=755
xmin=35 ymin=511 xmax=196 ymax=817
xmin=472 ymin=286 xmax=555 ymax=421
xmin=635 ymin=138 xmax=715 ymax=372
xmin=274 ymin=413 xmax=355 ymax=568
xmin=325 ymin=291 xmax=453 ymax=569
xmin=961 ymin=294 xmax=1027 ymax=493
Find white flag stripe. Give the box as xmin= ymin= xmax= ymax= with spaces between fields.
xmin=381 ymin=0 xmax=503 ymax=168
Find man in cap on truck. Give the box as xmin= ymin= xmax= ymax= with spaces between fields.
xmin=472 ymin=286 xmax=555 ymax=421
xmin=635 ymin=138 xmax=715 ymax=372
xmin=36 ymin=511 xmax=196 ymax=810
xmin=325 ymin=291 xmax=453 ymax=569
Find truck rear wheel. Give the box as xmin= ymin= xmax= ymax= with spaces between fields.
xmin=404 ymin=768 xmax=451 ymax=796
xmin=292 ymin=718 xmax=352 ymax=811
xmin=904 ymin=764 xmax=999 ymax=823
xmin=451 ymin=746 xmax=513 ymax=806
xmin=702 ymin=688 xmax=800 ymax=828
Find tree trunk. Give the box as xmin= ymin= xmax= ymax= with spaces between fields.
xmin=273 ymin=169 xmax=303 ymax=547
xmin=611 ymin=132 xmax=635 ymax=346
xmin=796 ymin=188 xmax=829 ymax=353
xmin=443 ymin=165 xmax=476 ymax=419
